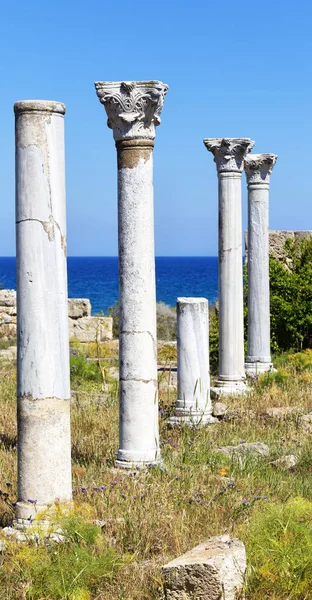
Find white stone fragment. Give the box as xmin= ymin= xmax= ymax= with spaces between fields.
xmin=214 ymin=441 xmax=269 ymax=459
xmin=0 ymin=346 xmax=17 ymax=361
xmin=272 ymin=454 xmax=298 ymax=469
xmin=265 ymin=406 xmax=302 ymax=418
xmin=212 ymin=402 xmax=228 ymax=418
xmin=162 ymin=535 xmax=246 ymax=600
xmin=298 ymin=413 xmax=312 ymax=433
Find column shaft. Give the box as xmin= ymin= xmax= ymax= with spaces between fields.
xmin=203 ymin=138 xmax=255 ymax=396
xmin=116 ymin=140 xmax=159 ymax=465
xmin=15 ymin=101 xmax=72 ymax=520
xmin=95 ymin=80 xmax=168 ymax=467
xmin=218 ymin=173 xmax=245 ymax=383
xmin=247 ymin=184 xmax=270 ymax=368
xmin=245 ymin=153 xmax=277 ymax=373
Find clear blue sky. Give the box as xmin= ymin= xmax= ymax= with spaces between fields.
xmin=0 ymin=0 xmax=311 ymax=256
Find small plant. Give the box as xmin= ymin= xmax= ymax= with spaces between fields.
xmin=243 ymin=497 xmax=312 ymax=598
xmin=0 ymin=512 xmax=129 ymax=600
xmin=70 ymin=355 xmax=102 ymax=384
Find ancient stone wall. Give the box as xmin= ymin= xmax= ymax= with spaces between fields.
xmin=245 ymin=230 xmax=312 ymax=262
xmin=0 ymin=290 xmax=113 ymax=342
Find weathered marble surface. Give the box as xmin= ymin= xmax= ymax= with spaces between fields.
xmin=162 ymin=535 xmax=246 ymax=600
xmin=244 ymin=154 xmax=277 ymax=375
xmin=204 ymin=138 xmax=254 ymax=395
xmin=15 ymin=99 xmax=72 ymax=520
xmin=95 ymin=80 xmax=168 ymax=468
xmin=171 ymin=297 xmax=215 ymax=425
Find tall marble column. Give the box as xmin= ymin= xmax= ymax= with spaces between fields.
xmin=203 ymin=138 xmax=255 ymax=395
xmin=170 ymin=297 xmax=215 ymax=425
xmin=95 ymin=81 xmax=168 ymax=468
xmin=244 ymin=154 xmax=278 ymax=374
xmin=15 ymin=101 xmax=72 ymax=520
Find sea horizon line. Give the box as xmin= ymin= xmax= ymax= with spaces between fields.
xmin=0 ymin=255 xmax=220 ymax=259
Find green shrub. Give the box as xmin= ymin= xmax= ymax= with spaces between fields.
xmin=1 ymin=514 xmax=128 ymax=600
xmin=244 ymin=237 xmax=312 ymax=355
xmin=243 ymin=497 xmax=312 ymax=598
xmin=70 ymin=355 xmax=102 ymax=384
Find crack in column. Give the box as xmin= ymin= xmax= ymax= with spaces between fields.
xmin=16 ymin=216 xmax=67 ymax=255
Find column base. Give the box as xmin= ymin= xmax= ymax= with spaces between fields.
xmin=2 ymin=505 xmax=72 ymax=545
xmin=15 ymin=499 xmax=73 ymax=522
xmin=115 ymin=449 xmax=161 ymax=470
xmin=211 ymin=379 xmax=248 ymax=398
xmin=15 ymin=500 xmax=52 ymax=521
xmin=168 ymin=408 xmax=217 ymax=427
xmin=245 ymin=361 xmax=274 ymax=375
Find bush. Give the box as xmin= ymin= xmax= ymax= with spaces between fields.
xmin=244 ymin=497 xmax=312 ymax=598
xmin=0 ymin=513 xmax=128 ymax=600
xmin=70 ymin=355 xmax=102 ymax=384
xmin=269 ymin=238 xmax=312 ymax=352
xmin=244 ymin=237 xmax=312 ymax=354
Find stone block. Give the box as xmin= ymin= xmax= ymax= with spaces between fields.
xmin=245 ymin=230 xmax=312 ymax=264
xmin=214 ymin=441 xmax=269 ymax=459
xmin=0 ymin=323 xmax=17 ymax=340
xmin=212 ymin=402 xmax=228 ymax=418
xmin=162 ymin=535 xmax=246 ymax=600
xmin=264 ymin=406 xmax=302 ymax=418
xmin=68 ymin=316 xmax=113 ymax=343
xmin=298 ymin=413 xmax=312 ymax=433
xmin=0 ymin=289 xmax=16 ymax=307
xmin=0 ymin=346 xmax=17 ymax=361
xmin=272 ymin=454 xmax=298 ymax=470
xmin=68 ymin=298 xmax=91 ymax=319
xmin=158 ymin=368 xmax=177 ymax=391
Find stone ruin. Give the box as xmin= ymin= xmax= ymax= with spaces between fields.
xmin=244 ymin=229 xmax=312 ymax=263
xmin=0 ymin=82 xmax=298 ymax=598
xmin=0 ymin=289 xmax=113 ymax=343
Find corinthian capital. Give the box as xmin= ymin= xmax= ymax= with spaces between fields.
xmin=94 ymin=80 xmax=168 ymax=142
xmin=203 ymin=138 xmax=255 ymax=173
xmin=244 ymin=154 xmax=278 ymax=185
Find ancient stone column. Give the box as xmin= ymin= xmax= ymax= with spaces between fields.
xmin=170 ymin=297 xmax=215 ymax=425
xmin=203 ymin=138 xmax=255 ymax=395
xmin=244 ymin=154 xmax=278 ymax=374
xmin=15 ymin=101 xmax=72 ymax=520
xmin=95 ymin=81 xmax=168 ymax=468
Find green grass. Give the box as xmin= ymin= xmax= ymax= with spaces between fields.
xmin=1 ymin=346 xmax=312 ymax=598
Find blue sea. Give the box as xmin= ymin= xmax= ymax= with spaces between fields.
xmin=0 ymin=257 xmax=218 ymax=315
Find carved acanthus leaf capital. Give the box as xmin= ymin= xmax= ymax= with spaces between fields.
xmin=244 ymin=154 xmax=278 ymax=184
xmin=203 ymin=138 xmax=255 ymax=173
xmin=94 ymin=80 xmax=168 ymax=141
